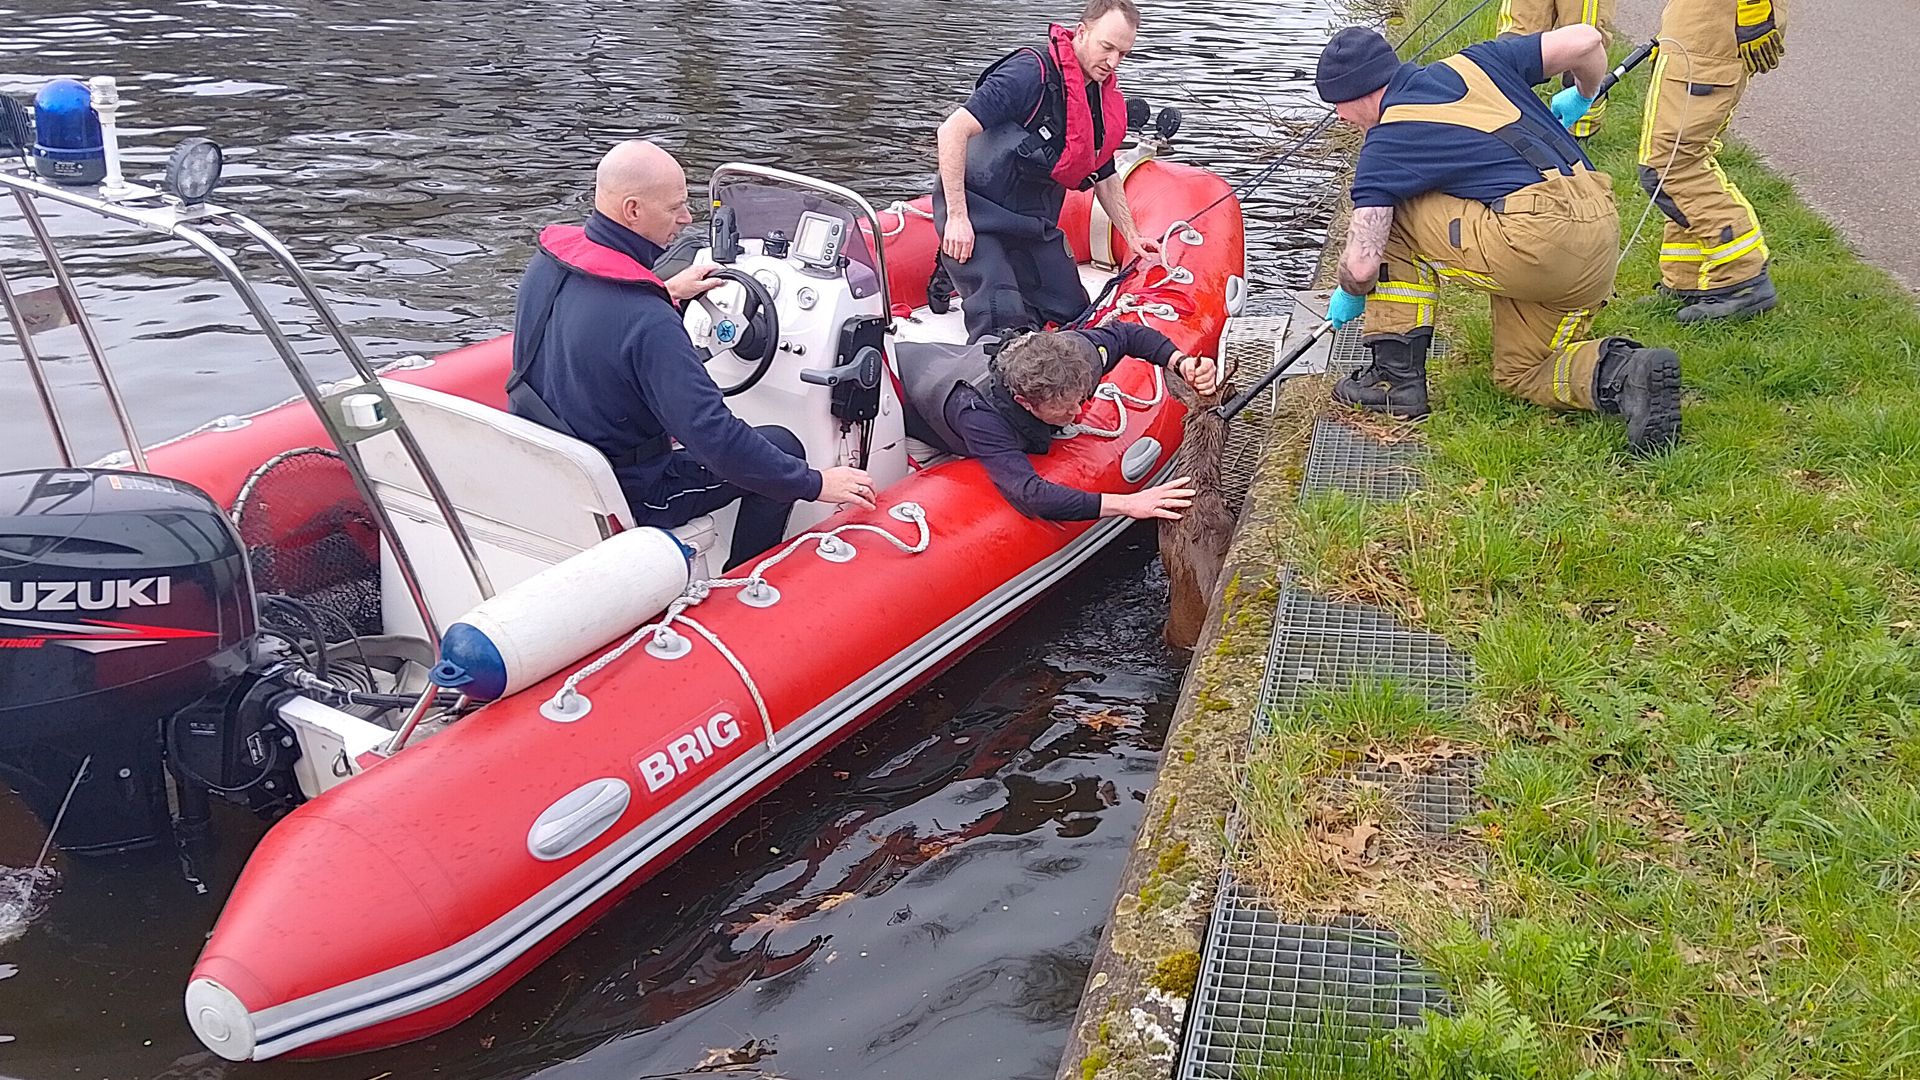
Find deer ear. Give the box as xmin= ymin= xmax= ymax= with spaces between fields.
xmin=1167 ymin=369 xmax=1200 ymax=408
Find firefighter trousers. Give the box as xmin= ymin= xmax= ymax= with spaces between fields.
xmin=1363 ymin=168 xmax=1621 ymax=411
xmin=1637 ymin=48 xmax=1768 ymax=294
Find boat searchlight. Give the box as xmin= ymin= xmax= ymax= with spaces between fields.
xmin=165 ymin=137 xmax=225 ymax=206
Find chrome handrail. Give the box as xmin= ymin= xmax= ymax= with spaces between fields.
xmin=708 ymin=162 xmax=893 ymax=315
xmin=0 ymin=259 xmax=76 ymax=466
xmin=0 ymin=166 xmax=495 ymax=644
xmin=7 ymin=189 xmax=147 ymax=470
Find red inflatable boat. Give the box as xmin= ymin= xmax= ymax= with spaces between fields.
xmin=0 ymin=141 xmax=1242 ymax=1061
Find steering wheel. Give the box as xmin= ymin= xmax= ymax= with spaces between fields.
xmin=688 ymin=268 xmax=781 ymax=397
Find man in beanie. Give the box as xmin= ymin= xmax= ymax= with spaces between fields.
xmin=1316 ymin=24 xmax=1684 ymax=454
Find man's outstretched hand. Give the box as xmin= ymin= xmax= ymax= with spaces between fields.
xmin=1104 ymin=476 xmax=1196 ymax=521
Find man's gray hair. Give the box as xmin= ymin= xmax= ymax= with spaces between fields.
xmin=997 ymin=332 xmax=1100 ymax=406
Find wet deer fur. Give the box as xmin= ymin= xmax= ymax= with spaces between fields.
xmin=1159 ymin=372 xmax=1236 ymax=650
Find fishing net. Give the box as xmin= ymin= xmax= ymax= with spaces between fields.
xmin=230 ymin=447 xmax=382 ymax=637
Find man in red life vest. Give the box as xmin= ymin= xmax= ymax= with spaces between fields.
xmin=507 ymin=141 xmax=876 ymax=568
xmin=934 ymin=0 xmax=1162 ymax=342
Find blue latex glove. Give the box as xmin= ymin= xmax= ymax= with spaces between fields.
xmin=1550 ymin=86 xmax=1594 ymax=130
xmin=1327 ymin=287 xmax=1367 ymax=328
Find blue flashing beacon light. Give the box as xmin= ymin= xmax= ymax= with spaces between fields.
xmin=33 ymin=78 xmax=105 ymax=186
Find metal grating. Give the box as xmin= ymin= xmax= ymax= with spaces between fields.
xmin=1299 ymin=416 xmax=1426 ymax=503
xmin=1327 ymin=322 xmax=1370 ymax=375
xmin=1331 ymin=757 xmax=1481 ymax=837
xmin=1258 ymin=588 xmax=1474 ymax=727
xmin=1181 ymin=881 xmax=1449 ymax=1079
xmin=1220 ymin=412 xmax=1268 ymax=517
xmin=1215 ymin=307 xmax=1296 ymax=515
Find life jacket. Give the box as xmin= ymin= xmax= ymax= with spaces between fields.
xmin=1378 ymin=55 xmax=1589 ymax=189
xmin=895 ymin=335 xmax=1087 ymax=457
xmin=506 ymin=224 xmax=672 ymax=459
xmin=970 ymin=24 xmax=1128 ymax=196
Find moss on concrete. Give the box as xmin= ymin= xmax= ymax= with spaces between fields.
xmin=1148 ymin=950 xmax=1203 ymax=996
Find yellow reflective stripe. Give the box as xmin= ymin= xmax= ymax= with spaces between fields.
xmin=1637 ymin=51 xmax=1667 ymax=164
xmin=1543 ymin=309 xmax=1589 ymax=405
xmin=1434 ymin=266 xmax=1501 ymax=290
xmin=1583 ymin=0 xmax=1599 ymax=25
xmin=1550 ymin=309 xmax=1589 ymax=406
xmin=1374 ymin=280 xmax=1438 ymax=301
xmin=1702 ymin=229 xmax=1764 ymax=269
xmin=1496 ymin=0 xmax=1517 ymax=35
xmin=1660 ymin=246 xmax=1706 ymax=263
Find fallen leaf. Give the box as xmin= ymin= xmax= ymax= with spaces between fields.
xmin=1079 ymin=709 xmax=1130 ymax=731
xmin=832 ymin=770 xmax=851 ymax=781
xmin=479 ymin=1035 xmax=495 ymax=1049
xmin=814 ymin=892 xmax=856 ymax=913
xmin=1332 ymin=820 xmax=1381 ymax=858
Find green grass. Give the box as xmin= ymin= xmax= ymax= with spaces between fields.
xmin=1240 ymin=2 xmax=1920 ymax=1076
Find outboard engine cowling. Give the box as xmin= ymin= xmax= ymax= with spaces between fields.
xmin=0 ymin=469 xmax=256 ymax=852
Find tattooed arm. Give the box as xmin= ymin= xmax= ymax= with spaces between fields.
xmin=1337 ymin=205 xmax=1394 ymax=294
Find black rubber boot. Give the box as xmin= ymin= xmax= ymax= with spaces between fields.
xmin=1594 ymin=338 xmax=1682 ymax=455
xmin=1331 ymin=335 xmax=1431 ymax=419
xmin=1675 ymin=268 xmax=1778 ymax=323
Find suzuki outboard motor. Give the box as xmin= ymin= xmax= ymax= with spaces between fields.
xmin=0 ymin=469 xmax=256 ymax=852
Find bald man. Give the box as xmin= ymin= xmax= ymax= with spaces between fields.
xmin=507 ymin=141 xmax=875 ymax=568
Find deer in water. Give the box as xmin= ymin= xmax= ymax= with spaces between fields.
xmin=1159 ymin=370 xmax=1237 ymax=650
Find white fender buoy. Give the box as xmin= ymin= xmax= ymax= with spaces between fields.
xmin=430 ymin=527 xmax=692 ymax=701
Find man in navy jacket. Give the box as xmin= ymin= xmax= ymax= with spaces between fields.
xmin=507 ymin=141 xmax=874 ymax=567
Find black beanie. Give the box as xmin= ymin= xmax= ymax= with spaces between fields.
xmin=1316 ymin=27 xmax=1401 ymax=104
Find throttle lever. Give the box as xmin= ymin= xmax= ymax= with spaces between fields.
xmin=801 ymin=345 xmax=882 ymax=388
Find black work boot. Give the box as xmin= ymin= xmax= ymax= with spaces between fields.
xmin=1594 ymin=338 xmax=1682 ymax=455
xmin=1331 ymin=335 xmax=1431 ymax=419
xmin=1675 ymin=268 xmax=1778 ymax=324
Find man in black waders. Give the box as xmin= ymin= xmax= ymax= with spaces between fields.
xmin=1316 ymin=24 xmax=1685 ymax=454
xmin=505 ymin=141 xmax=876 ymax=568
xmin=896 ymin=325 xmax=1216 ymax=521
xmin=934 ymin=0 xmax=1162 ymax=343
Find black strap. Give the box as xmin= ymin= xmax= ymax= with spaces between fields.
xmin=504 ymin=270 xmax=581 ymax=436
xmin=1490 ymin=125 xmax=1571 ymax=177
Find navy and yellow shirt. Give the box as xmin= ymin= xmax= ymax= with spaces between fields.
xmin=1349 ymin=34 xmax=1590 ymax=209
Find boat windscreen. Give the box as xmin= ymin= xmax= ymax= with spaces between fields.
xmin=713 ymin=180 xmax=880 ymax=299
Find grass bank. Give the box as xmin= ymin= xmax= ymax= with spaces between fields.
xmin=1240 ymin=4 xmax=1920 ymax=1076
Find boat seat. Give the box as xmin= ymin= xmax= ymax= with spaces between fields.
xmin=360 ymin=379 xmax=717 ymax=639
